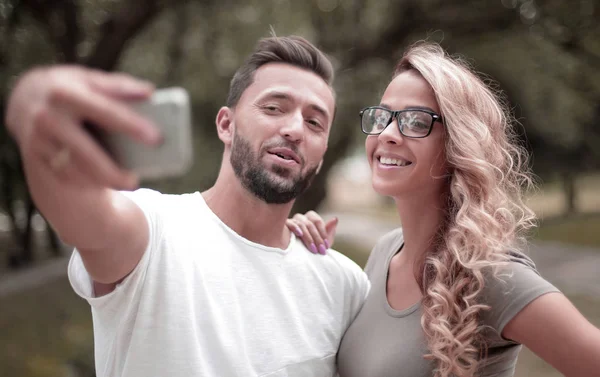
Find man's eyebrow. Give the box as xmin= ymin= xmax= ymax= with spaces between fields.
xmin=309 ymin=104 xmax=329 ymax=121
xmin=261 ymin=91 xmax=293 ymax=101
xmin=261 ymin=90 xmax=330 ymax=121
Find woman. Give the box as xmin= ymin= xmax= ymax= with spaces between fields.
xmin=287 ymin=42 xmax=600 ymax=376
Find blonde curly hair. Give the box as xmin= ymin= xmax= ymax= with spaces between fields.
xmin=394 ymin=43 xmax=537 ymax=376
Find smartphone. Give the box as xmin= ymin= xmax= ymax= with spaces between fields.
xmin=87 ymin=87 xmax=194 ymax=180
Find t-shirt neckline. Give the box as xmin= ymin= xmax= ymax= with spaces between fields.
xmin=194 ymin=192 xmax=295 ymax=254
xmin=382 ymin=233 xmax=422 ymax=317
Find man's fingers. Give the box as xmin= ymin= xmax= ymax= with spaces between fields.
xmin=87 ymin=70 xmax=155 ymax=100
xmin=49 ymin=82 xmax=161 ymax=145
xmin=41 ymin=110 xmax=139 ymax=190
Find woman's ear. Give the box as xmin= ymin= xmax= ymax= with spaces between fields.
xmin=216 ymin=106 xmax=234 ymax=145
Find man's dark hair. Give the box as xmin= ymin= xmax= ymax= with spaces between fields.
xmin=226 ymin=35 xmax=335 ymax=108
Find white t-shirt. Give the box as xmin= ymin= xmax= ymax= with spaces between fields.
xmin=68 ymin=189 xmax=370 ymax=377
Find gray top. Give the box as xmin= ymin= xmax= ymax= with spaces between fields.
xmin=337 ymin=228 xmax=559 ymax=377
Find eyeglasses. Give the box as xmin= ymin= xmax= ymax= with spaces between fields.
xmin=359 ymin=106 xmax=442 ymax=138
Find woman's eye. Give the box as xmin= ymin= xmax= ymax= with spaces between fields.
xmin=411 ymin=121 xmax=428 ymax=129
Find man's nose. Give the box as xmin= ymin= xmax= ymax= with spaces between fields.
xmin=280 ymin=111 xmax=304 ymax=143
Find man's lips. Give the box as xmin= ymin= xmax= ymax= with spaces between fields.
xmin=267 ymin=147 xmax=301 ymax=164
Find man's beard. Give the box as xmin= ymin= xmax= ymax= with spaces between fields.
xmin=230 ymin=132 xmax=318 ymax=204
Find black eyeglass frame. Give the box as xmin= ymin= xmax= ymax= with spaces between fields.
xmin=359 ymin=106 xmax=443 ymax=138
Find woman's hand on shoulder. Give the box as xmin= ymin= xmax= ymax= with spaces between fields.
xmin=286 ymin=211 xmax=338 ymax=255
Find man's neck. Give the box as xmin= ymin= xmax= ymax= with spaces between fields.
xmin=202 ymin=175 xmax=295 ymax=249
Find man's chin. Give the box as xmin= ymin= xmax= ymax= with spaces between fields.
xmin=264 ymin=177 xmax=296 ymax=194
xmin=267 ymin=163 xmax=296 ymax=177
xmin=266 ymin=165 xmax=300 ymax=182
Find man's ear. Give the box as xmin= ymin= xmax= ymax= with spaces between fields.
xmin=216 ymin=106 xmax=234 ymax=145
xmin=316 ymin=160 xmax=323 ymax=174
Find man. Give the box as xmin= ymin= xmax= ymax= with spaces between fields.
xmin=5 ymin=35 xmax=369 ymax=376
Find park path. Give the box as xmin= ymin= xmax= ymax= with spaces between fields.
xmin=1 ymin=212 xmax=599 ymax=298
xmin=325 ymin=211 xmax=600 ymax=298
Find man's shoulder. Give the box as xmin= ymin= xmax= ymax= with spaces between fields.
xmin=123 ymin=188 xmax=201 ymax=211
xmin=324 ymin=247 xmax=365 ymax=275
xmin=124 ymin=188 xmax=198 ymax=200
xmin=308 ymin=247 xmax=369 ymax=293
xmin=289 ymin=240 xmax=365 ymax=277
xmin=317 ymin=248 xmax=370 ymax=314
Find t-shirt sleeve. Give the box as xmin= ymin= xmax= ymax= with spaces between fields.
xmin=354 ymin=265 xmax=371 ymax=310
xmin=364 ymin=228 xmax=403 ymax=277
xmin=349 ymin=266 xmax=371 ymax=328
xmin=480 ymin=256 xmax=560 ymax=338
xmin=331 ymin=250 xmax=371 ymax=328
xmin=67 ymin=188 xmax=164 ymax=309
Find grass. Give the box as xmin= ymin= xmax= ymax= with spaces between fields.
xmin=514 ymin=295 xmax=600 ymax=377
xmin=535 ymin=213 xmax=600 ymax=249
xmin=0 ymin=277 xmax=94 ymax=377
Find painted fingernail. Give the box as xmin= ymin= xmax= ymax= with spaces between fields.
xmin=318 ymin=244 xmax=327 ymax=255
xmin=295 ymin=226 xmax=303 ymax=237
xmin=310 ymin=243 xmax=318 ymax=254
xmin=324 ymin=239 xmax=330 ymax=249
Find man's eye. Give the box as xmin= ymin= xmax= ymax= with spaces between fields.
xmin=307 ymin=119 xmax=323 ymax=129
xmin=263 ymin=105 xmax=281 ymax=112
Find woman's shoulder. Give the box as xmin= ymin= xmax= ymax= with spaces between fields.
xmin=482 ymin=250 xmax=555 ymax=297
xmin=364 ymin=228 xmax=404 ymax=275
xmin=376 ymin=227 xmax=404 ymax=248
xmin=480 ymin=250 xmax=560 ymax=335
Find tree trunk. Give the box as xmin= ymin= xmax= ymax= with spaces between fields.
xmin=562 ymin=171 xmax=577 ymax=215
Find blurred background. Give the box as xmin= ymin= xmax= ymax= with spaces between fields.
xmin=0 ymin=0 xmax=599 ymax=376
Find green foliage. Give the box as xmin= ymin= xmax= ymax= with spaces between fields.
xmin=3 ymin=0 xmax=600 ymax=193
xmin=1 ymin=0 xmax=600 ymax=253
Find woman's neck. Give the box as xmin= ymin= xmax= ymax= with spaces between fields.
xmin=393 ymin=192 xmax=447 ymax=267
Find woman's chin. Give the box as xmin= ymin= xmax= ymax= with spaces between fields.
xmin=371 ymin=181 xmax=407 ymax=199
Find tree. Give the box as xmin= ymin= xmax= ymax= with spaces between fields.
xmin=0 ymin=0 xmax=182 ymax=267
xmin=2 ymin=0 xmax=599 ymax=271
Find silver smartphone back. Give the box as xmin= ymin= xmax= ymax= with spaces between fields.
xmin=91 ymin=87 xmax=194 ymax=180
